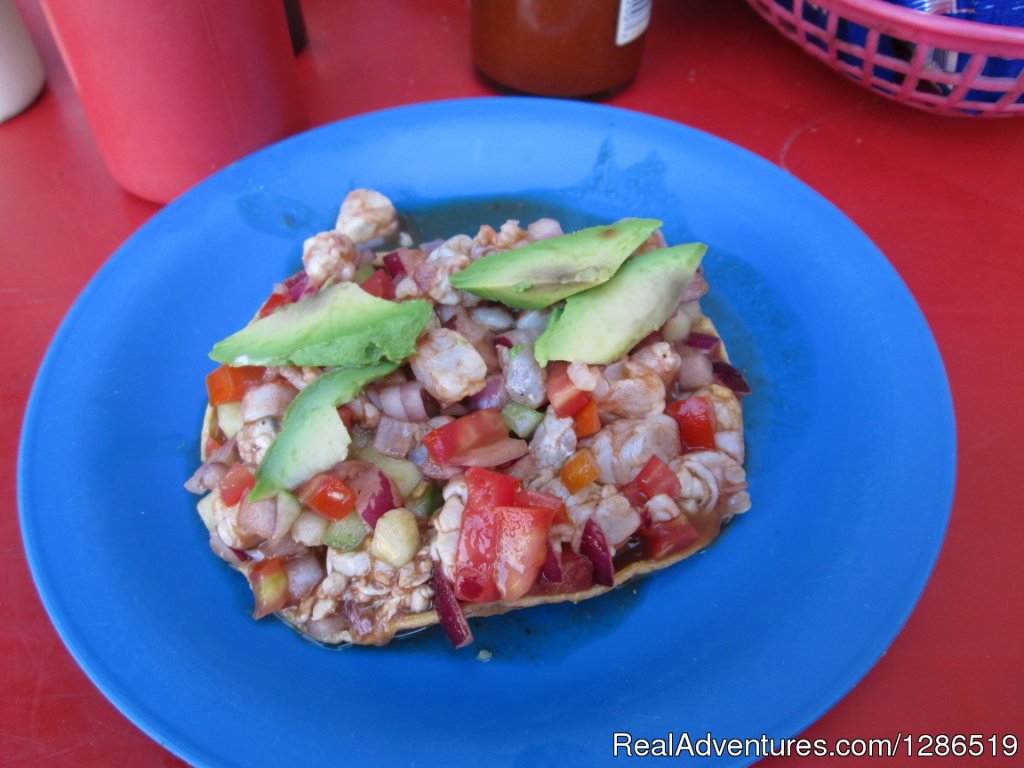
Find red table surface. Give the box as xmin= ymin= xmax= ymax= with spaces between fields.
xmin=2 ymin=0 xmax=1021 ymax=765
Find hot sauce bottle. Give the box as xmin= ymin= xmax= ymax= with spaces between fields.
xmin=471 ymin=0 xmax=652 ymax=98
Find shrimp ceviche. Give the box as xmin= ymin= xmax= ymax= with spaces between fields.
xmin=185 ymin=189 xmax=752 ymax=648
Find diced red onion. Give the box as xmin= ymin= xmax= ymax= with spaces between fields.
xmin=431 ymin=563 xmax=473 ymax=649
xmin=467 ymin=375 xmax=508 ymax=411
xmin=580 ymin=518 xmax=615 ymax=587
xmin=449 ymin=438 xmax=529 ymax=468
xmin=238 ymin=496 xmax=277 ymax=541
xmin=283 ymin=270 xmax=312 ymax=302
xmin=529 ymin=547 xmax=594 ymax=596
xmin=373 ymin=415 xmax=421 ymax=458
xmin=209 ymin=531 xmax=248 ymax=565
xmin=712 ymin=360 xmax=752 ymax=396
xmin=409 ymin=443 xmax=463 ymax=481
xmin=363 ymin=474 xmax=399 ymax=528
xmin=382 ymin=251 xmax=407 ymax=278
xmin=493 ymin=335 xmax=514 ymax=348
xmin=684 ymin=332 xmax=721 ymax=355
xmin=185 ymin=438 xmax=239 ymax=494
xmin=540 ymin=541 xmax=563 ymax=582
xmin=256 ymin=535 xmax=307 ymax=560
xmin=283 ymin=552 xmax=325 ymax=603
xmin=504 ymin=453 xmax=538 ymax=481
xmin=676 ymin=348 xmax=714 ymax=390
xmin=377 ymin=381 xmax=433 ymax=422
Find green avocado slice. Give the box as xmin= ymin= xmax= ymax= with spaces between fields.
xmin=449 ymin=218 xmax=662 ymax=309
xmin=210 ymin=282 xmax=432 ymax=367
xmin=534 ymin=243 xmax=707 ymax=366
xmin=249 ymin=362 xmax=398 ymax=500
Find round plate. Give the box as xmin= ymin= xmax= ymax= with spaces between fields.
xmin=19 ymin=98 xmax=954 ymax=768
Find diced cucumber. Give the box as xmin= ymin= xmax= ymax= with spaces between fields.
xmin=323 ymin=511 xmax=371 ymax=551
xmin=351 ymin=442 xmax=423 ymax=497
xmin=406 ymin=481 xmax=444 ymax=518
xmin=215 ymin=402 xmax=243 ymax=440
xmin=501 ymin=402 xmax=545 ymax=439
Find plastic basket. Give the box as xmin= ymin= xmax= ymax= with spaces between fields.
xmin=745 ymin=0 xmax=1024 ymax=115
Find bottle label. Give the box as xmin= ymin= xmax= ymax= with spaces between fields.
xmin=616 ymin=0 xmax=652 ymax=46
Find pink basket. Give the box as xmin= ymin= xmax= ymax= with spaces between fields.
xmin=746 ymin=0 xmax=1024 ymax=115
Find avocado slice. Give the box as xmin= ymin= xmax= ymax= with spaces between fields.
xmin=210 ymin=282 xmax=431 ymax=367
xmin=449 ymin=218 xmax=662 ymax=309
xmin=534 ymin=243 xmax=707 ymax=366
xmin=249 ymin=362 xmax=398 ymax=500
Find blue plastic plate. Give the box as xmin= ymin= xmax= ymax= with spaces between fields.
xmin=19 ymin=98 xmax=954 ymax=767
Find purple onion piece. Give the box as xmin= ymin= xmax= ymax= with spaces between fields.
xmin=712 ymin=360 xmax=752 ymax=396
xmin=283 ymin=270 xmax=311 ymax=301
xmin=431 ymin=563 xmax=474 ymax=649
xmin=382 ymin=251 xmax=407 ymax=279
xmin=467 ymin=375 xmax=508 ymax=411
xmin=540 ymin=541 xmax=563 ymax=583
xmin=684 ymin=332 xmax=721 ymax=354
xmin=580 ymin=518 xmax=615 ymax=587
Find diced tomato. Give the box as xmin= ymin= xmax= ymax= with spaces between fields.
xmin=466 ymin=466 xmax=520 ymax=509
xmin=528 ymin=545 xmax=595 ymax=596
xmin=204 ymin=436 xmax=223 ymax=457
xmin=514 ymin=488 xmax=570 ymax=527
xmin=545 ymin=361 xmax=592 ymax=418
xmin=257 ymin=291 xmax=291 ymax=318
xmin=423 ymin=408 xmax=509 ymax=465
xmin=250 ymin=557 xmax=289 ymax=619
xmin=337 ymin=404 xmax=355 ymax=431
xmin=359 ymin=268 xmax=396 ymax=300
xmin=218 ymin=463 xmax=256 ymax=506
xmin=572 ymin=398 xmax=601 ymax=438
xmin=618 ymin=479 xmax=647 ymax=509
xmin=635 ymin=455 xmax=681 ymax=500
xmin=454 ymin=503 xmax=502 ymax=602
xmin=299 ymin=474 xmax=357 ymax=521
xmin=454 ymin=468 xmax=520 ymax=602
xmin=666 ymin=396 xmax=717 ymax=452
xmin=205 ymin=365 xmax=265 ymax=406
xmin=559 ymin=448 xmax=600 ymax=495
xmin=642 ymin=517 xmax=701 ymax=559
xmin=493 ymin=505 xmax=556 ymax=601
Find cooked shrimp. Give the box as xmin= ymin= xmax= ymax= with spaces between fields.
xmin=471 ymin=219 xmax=531 ymax=258
xmin=273 ymin=365 xmax=322 ymax=391
xmin=585 ymin=414 xmax=679 ymax=485
xmin=412 ymin=234 xmax=476 ymax=306
xmin=499 ymin=332 xmax=547 ymax=408
xmin=409 ymin=328 xmax=487 ymax=405
xmin=237 ymin=417 xmax=279 ymax=467
xmin=669 ymin=450 xmax=750 ymax=520
xmin=240 ymin=380 xmax=297 ymax=422
xmin=630 ymin=342 xmax=681 ymax=386
xmin=302 ymin=231 xmax=359 ymax=288
xmin=529 ymin=408 xmax=577 ymax=470
xmin=596 ymin=360 xmax=666 ymax=419
xmin=430 ymin=478 xmax=467 ymax=581
xmin=335 ymin=188 xmax=399 ymax=245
